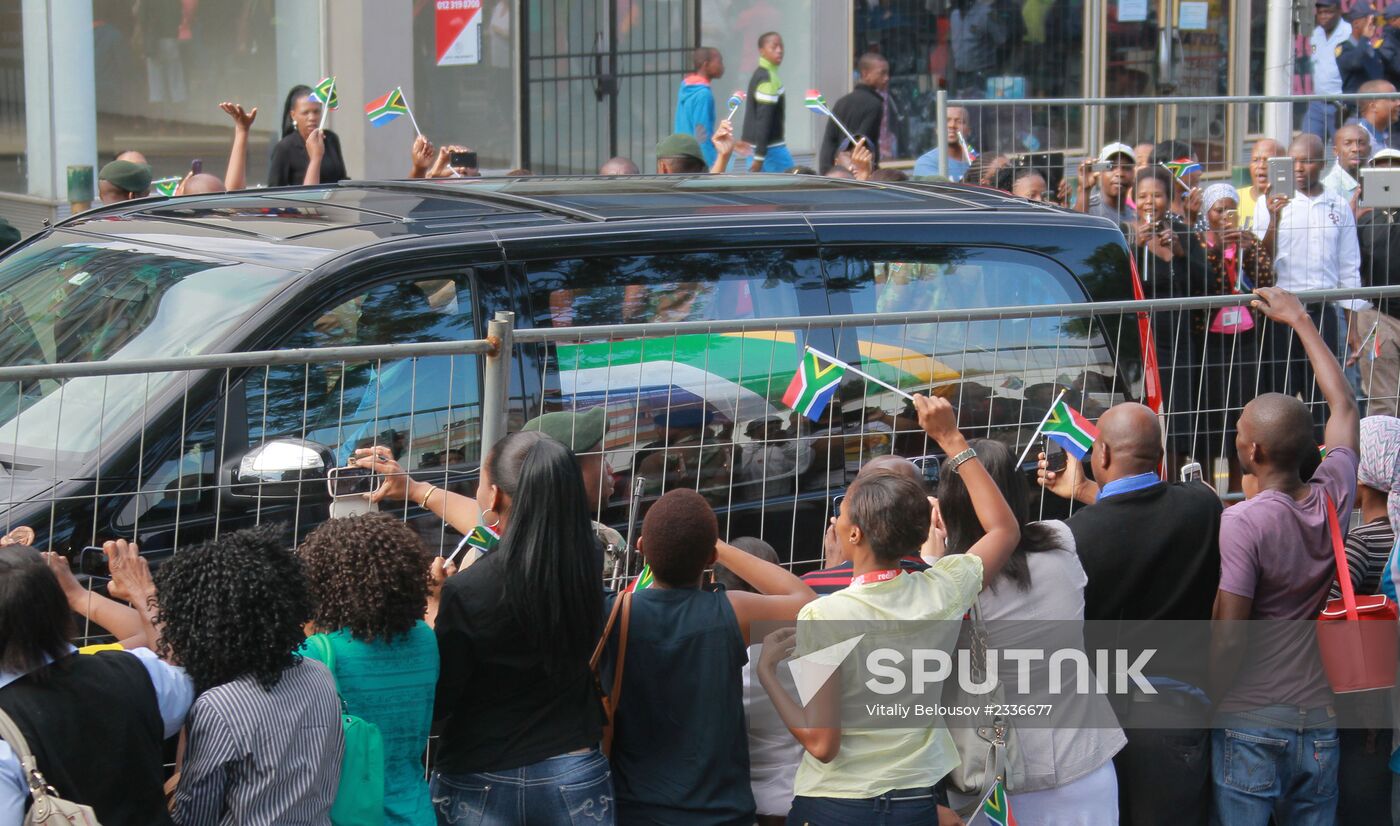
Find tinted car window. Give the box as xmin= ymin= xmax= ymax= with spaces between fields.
xmin=824 ymin=246 xmax=1125 ymax=472
xmin=246 ymin=273 xmax=482 ymax=470
xmin=527 ymin=249 xmax=821 ymax=508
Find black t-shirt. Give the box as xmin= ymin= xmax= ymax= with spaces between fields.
xmin=267 ymin=129 xmax=349 ymax=188
xmin=432 ymin=552 xmax=604 ymax=773
xmin=1359 ymin=208 xmax=1400 ymax=319
xmin=1068 ymin=481 xmax=1222 ymax=683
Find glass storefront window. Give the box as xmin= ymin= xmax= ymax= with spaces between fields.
xmin=90 ymin=0 xmax=298 ymax=189
xmin=853 ymin=0 xmax=1085 ymax=163
xmin=413 ymin=0 xmax=516 ymax=170
xmin=0 ymin=0 xmax=24 ymax=195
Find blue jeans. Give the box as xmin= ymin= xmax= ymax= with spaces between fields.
xmin=1211 ymin=704 xmax=1339 ymax=826
xmin=787 ymin=789 xmax=938 ymax=825
xmin=431 ymin=747 xmax=615 ymax=825
xmin=759 ymin=144 xmax=794 ymax=173
xmin=1302 ymin=101 xmax=1339 ymax=140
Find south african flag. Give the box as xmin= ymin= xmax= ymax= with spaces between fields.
xmin=631 ymin=563 xmax=656 ymax=591
xmin=1042 ymin=398 xmax=1098 ymax=459
xmin=782 ymin=349 xmax=845 ymax=422
xmin=308 ymin=76 xmax=339 ymax=110
xmin=152 ymin=176 xmax=180 ymax=197
xmin=464 ymin=522 xmax=500 ymax=554
xmin=974 ymin=778 xmax=1018 ymax=826
xmin=804 ymin=89 xmax=829 ymax=114
xmin=365 ymin=87 xmax=409 ymax=127
xmin=1161 ymin=158 xmax=1202 ymax=182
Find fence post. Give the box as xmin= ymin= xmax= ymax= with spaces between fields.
xmin=481 ymin=310 xmax=515 ymax=459
xmin=935 ymin=90 xmax=948 ymax=179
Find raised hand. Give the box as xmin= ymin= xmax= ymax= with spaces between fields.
xmin=410 ymin=134 xmax=436 ymax=177
xmin=103 ymin=539 xmax=155 ymax=608
xmin=219 ymin=102 xmax=258 ymax=131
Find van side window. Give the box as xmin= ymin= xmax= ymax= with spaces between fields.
xmin=114 ymin=412 xmax=218 ymax=533
xmin=245 ymin=273 xmax=482 ymax=470
xmin=525 ymin=249 xmax=819 ymax=509
xmin=825 ymin=246 xmax=1124 ymax=456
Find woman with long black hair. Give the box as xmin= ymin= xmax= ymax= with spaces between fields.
xmin=425 ymin=430 xmax=613 ymax=824
xmin=268 ymin=83 xmax=348 ymax=187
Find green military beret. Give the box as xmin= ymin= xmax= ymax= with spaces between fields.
xmin=655 ymin=133 xmax=706 ymax=163
xmin=98 ymin=160 xmax=153 ymax=195
xmin=523 ymin=407 xmax=607 ymax=452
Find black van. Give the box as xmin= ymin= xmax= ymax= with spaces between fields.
xmin=0 ymin=175 xmax=1153 ymax=567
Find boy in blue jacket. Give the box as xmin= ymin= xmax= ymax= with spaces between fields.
xmin=675 ymin=47 xmax=725 ymax=168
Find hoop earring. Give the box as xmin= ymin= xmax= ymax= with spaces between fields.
xmin=481 ymin=509 xmax=501 ymax=529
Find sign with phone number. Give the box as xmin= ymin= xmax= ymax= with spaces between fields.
xmin=436 ymin=0 xmax=482 ymax=66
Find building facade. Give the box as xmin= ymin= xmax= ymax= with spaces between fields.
xmin=1 ymin=0 xmax=1289 ymax=233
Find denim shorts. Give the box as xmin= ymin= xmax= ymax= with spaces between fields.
xmin=431 ymin=747 xmax=614 ymax=825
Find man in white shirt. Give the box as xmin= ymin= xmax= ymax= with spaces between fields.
xmin=1306 ymin=0 xmax=1352 ymax=139
xmin=1322 ymin=123 xmax=1371 ymax=200
xmin=1254 ymin=133 xmax=1366 ymax=422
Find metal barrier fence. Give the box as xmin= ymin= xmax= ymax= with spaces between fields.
xmin=927 ymin=90 xmax=1396 ymax=186
xmin=6 ymin=285 xmax=1400 ymax=642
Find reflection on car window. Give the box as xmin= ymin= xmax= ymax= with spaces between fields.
xmin=828 ymin=246 xmax=1124 ymax=471
xmin=0 ymin=234 xmax=296 ymax=467
xmin=528 ymin=249 xmax=817 ymax=510
xmin=246 ymin=273 xmax=482 ymax=471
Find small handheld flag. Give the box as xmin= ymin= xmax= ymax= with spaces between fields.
xmin=784 ymin=349 xmax=847 ymax=422
xmin=804 ymin=89 xmax=862 ymax=153
xmin=1361 ymin=319 xmax=1382 ymax=361
xmin=365 ymin=86 xmax=422 ymax=136
xmin=725 ymin=90 xmax=746 ymax=123
xmin=1161 ymin=159 xmax=1202 ymax=190
xmin=152 ymin=177 xmax=181 ymax=198
xmin=629 ymin=563 xmax=656 ymax=592
xmin=1042 ymin=398 xmax=1099 ymax=460
xmin=309 ymin=76 xmax=338 ymax=129
xmin=957 ymin=131 xmax=980 ymax=163
xmin=972 ymin=778 xmax=1018 ymax=826
xmin=309 ymin=76 xmax=339 ymax=110
xmin=464 ymin=522 xmax=501 ymax=555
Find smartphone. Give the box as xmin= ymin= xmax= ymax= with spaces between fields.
xmin=1267 ymin=156 xmax=1295 ymax=199
xmin=327 ymin=466 xmax=380 ymax=498
xmin=77 ymin=546 xmax=108 ymax=577
xmin=1045 ymin=441 xmax=1068 ymax=473
xmin=1180 ymin=462 xmax=1204 ymax=484
xmin=190 ymin=159 xmax=203 ymax=175
xmin=1224 ymin=208 xmax=1239 ymax=229
xmin=832 ymin=493 xmax=845 ymax=518
xmin=449 ymin=150 xmax=478 ymax=169
xmin=1091 ymin=161 xmax=1111 ymax=173
xmin=910 ymin=455 xmax=942 ymax=489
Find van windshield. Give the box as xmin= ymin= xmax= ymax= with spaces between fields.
xmin=0 ymin=233 xmax=297 ymax=472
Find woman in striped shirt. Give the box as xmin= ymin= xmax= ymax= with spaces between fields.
xmin=156 ymin=524 xmax=345 ymax=826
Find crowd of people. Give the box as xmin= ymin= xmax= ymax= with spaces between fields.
xmin=1 ymin=287 xmax=1397 ymax=826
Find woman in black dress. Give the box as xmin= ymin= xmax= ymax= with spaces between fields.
xmin=267 ymin=85 xmax=348 ymax=187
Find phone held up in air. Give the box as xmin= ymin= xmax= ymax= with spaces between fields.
xmin=1180 ymin=462 xmax=1204 ymax=485
xmin=327 ymin=466 xmax=380 ymax=518
xmin=190 ymin=158 xmax=203 ymax=175
xmin=1044 ymin=439 xmax=1068 ymax=473
xmin=449 ymin=150 xmax=477 ymax=170
xmin=1267 ymin=156 xmax=1295 ymax=199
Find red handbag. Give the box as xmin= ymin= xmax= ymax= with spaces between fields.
xmin=1316 ymin=495 xmax=1399 ymax=693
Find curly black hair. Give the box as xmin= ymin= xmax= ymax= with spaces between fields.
xmin=153 ymin=524 xmax=312 ymax=694
xmin=298 ymin=513 xmax=432 ymax=642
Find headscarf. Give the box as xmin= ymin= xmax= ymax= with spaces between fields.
xmin=1358 ymin=415 xmax=1400 ymax=534
xmin=1198 ymin=183 xmax=1239 ymax=231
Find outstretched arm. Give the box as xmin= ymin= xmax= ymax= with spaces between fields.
xmin=720 ymin=540 xmax=817 ymax=644
xmin=1252 ymin=287 xmax=1360 ymax=453
xmin=218 ymin=102 xmax=256 ymax=191
xmin=352 ymin=448 xmax=483 ymax=536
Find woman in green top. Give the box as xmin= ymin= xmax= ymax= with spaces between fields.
xmin=297 ymin=513 xmax=439 ymax=826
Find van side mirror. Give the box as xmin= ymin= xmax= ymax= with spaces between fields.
xmin=223 ymin=438 xmax=336 ymax=501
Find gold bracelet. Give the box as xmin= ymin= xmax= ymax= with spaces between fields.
xmin=420 ymin=486 xmax=437 ymax=509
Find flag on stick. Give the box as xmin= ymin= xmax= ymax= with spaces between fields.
xmin=1042 ymin=397 xmax=1099 ymax=459
xmin=1161 ymin=159 xmax=1202 ymax=190
xmin=957 ymin=131 xmax=981 ymax=163
xmin=152 ymin=177 xmax=181 ymax=197
xmin=309 ymin=76 xmax=338 ymax=129
xmin=630 ymin=563 xmax=656 ymax=591
xmin=724 ymin=90 xmax=746 ymax=123
xmin=783 ymin=349 xmax=846 ymax=421
xmin=463 ymin=522 xmax=500 ymax=555
xmin=971 ymin=778 xmax=1018 ymax=826
xmin=1361 ymin=319 xmax=1382 ymax=361
xmin=365 ymin=86 xmax=421 ymax=135
xmin=804 ymin=89 xmax=862 ymax=149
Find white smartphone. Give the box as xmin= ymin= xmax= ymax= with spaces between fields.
xmin=1180 ymin=462 xmax=1204 ymax=484
xmin=327 ymin=466 xmax=379 ymax=518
